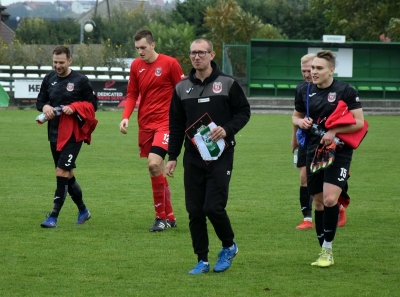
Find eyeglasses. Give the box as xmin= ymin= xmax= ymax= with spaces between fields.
xmin=188 ymin=51 xmax=210 ymax=58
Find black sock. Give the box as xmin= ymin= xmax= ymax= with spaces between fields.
xmin=315 ymin=210 xmax=324 ymax=247
xmin=300 ymin=186 xmax=312 ymax=218
xmin=198 ymin=254 xmax=208 ymax=263
xmin=323 ymin=204 xmax=339 ymax=243
xmin=68 ymin=176 xmax=86 ymax=211
xmin=51 ymin=176 xmax=68 ymax=218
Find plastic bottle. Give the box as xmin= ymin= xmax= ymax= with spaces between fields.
xmin=311 ymin=124 xmax=344 ymax=146
xmin=293 ymin=148 xmax=298 ymax=167
xmin=36 ymin=107 xmax=62 ymax=124
xmin=200 ymin=126 xmax=221 ymax=158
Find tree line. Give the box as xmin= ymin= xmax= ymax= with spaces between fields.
xmin=1 ymin=0 xmax=399 ymax=72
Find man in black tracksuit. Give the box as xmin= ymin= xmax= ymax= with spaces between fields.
xmin=166 ymin=39 xmax=250 ymax=275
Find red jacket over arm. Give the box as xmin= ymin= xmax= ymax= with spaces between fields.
xmin=57 ymin=101 xmax=98 ymax=151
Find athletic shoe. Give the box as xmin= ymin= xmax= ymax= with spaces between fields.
xmin=76 ymin=209 xmax=91 ymax=225
xmin=167 ymin=219 xmax=177 ymax=228
xmin=296 ymin=220 xmax=314 ymax=230
xmin=149 ymin=217 xmax=168 ymax=232
xmin=338 ymin=207 xmax=347 ymax=227
xmin=213 ymin=242 xmax=238 ymax=272
xmin=189 ymin=260 xmax=210 ymax=275
xmin=40 ymin=214 xmax=57 ymax=228
xmin=311 ymin=247 xmax=334 ymax=267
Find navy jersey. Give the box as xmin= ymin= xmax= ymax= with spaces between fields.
xmin=294 ymin=79 xmax=362 ymax=148
xmin=36 ymin=70 xmax=98 ymax=142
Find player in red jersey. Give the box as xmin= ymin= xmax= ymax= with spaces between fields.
xmin=119 ymin=29 xmax=184 ymax=232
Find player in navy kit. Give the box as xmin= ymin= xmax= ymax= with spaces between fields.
xmin=36 ymin=45 xmax=98 ymax=228
xmin=292 ymin=53 xmax=348 ymax=229
xmin=292 ymin=54 xmax=315 ymax=230
xmin=292 ymin=50 xmax=364 ymax=267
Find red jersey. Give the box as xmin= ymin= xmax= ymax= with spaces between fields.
xmin=123 ymin=54 xmax=184 ymax=129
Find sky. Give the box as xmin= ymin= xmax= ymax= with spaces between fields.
xmin=0 ymin=0 xmax=181 ymax=7
xmin=0 ymin=0 xmax=90 ymax=6
xmin=1 ymin=0 xmax=54 ymax=5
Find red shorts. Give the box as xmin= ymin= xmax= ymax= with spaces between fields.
xmin=138 ymin=127 xmax=169 ymax=158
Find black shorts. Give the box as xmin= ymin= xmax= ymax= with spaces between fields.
xmin=306 ymin=147 xmax=353 ymax=195
xmin=50 ymin=141 xmax=83 ymax=171
xmin=296 ymin=146 xmax=307 ymax=168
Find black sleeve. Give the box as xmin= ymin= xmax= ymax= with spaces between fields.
xmin=168 ymin=88 xmax=186 ymax=161
xmin=36 ymin=75 xmax=50 ymax=112
xmin=223 ymin=80 xmax=251 ymax=137
xmin=81 ymin=77 xmax=98 ymax=111
xmin=343 ymin=84 xmax=362 ymax=111
xmin=294 ymin=84 xmax=306 ymax=113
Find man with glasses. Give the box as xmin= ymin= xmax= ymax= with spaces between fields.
xmin=119 ymin=29 xmax=184 ymax=232
xmin=166 ymin=39 xmax=250 ymax=274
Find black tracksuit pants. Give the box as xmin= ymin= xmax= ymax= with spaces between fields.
xmin=183 ymin=151 xmax=235 ymax=261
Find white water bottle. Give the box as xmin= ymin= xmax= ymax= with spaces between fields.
xmin=36 ymin=107 xmax=62 ymax=124
xmin=293 ymin=148 xmax=298 ymax=168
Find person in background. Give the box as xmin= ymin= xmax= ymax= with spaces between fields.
xmin=36 ymin=45 xmax=98 ymax=228
xmin=291 ymin=53 xmax=315 ymax=230
xmin=292 ymin=50 xmax=364 ymax=267
xmin=119 ymin=29 xmax=184 ymax=232
xmin=166 ymin=38 xmax=250 ymax=274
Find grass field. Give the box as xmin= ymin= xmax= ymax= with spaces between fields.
xmin=0 ymin=109 xmax=399 ymax=297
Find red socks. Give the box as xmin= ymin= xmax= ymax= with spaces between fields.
xmin=164 ymin=177 xmax=175 ymax=222
xmin=151 ymin=174 xmax=175 ymax=221
xmin=151 ymin=174 xmax=166 ymax=219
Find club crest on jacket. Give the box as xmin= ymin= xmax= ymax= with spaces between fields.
xmin=213 ymin=82 xmax=222 ymax=94
xmin=67 ymin=83 xmax=74 ymax=92
xmin=328 ymin=92 xmax=336 ymax=102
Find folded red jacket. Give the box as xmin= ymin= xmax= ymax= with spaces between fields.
xmin=325 ymin=100 xmax=368 ymax=149
xmin=57 ymin=101 xmax=98 ymax=151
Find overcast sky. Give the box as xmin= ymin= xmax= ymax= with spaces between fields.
xmin=1 ymin=0 xmax=54 ymax=5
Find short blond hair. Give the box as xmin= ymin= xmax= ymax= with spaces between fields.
xmin=301 ymin=53 xmax=315 ymax=65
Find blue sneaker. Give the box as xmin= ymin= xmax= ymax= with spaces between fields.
xmin=40 ymin=215 xmax=57 ymax=228
xmin=189 ymin=260 xmax=210 ymax=275
xmin=76 ymin=209 xmax=91 ymax=225
xmin=213 ymin=242 xmax=238 ymax=272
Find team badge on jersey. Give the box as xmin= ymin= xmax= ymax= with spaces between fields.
xmin=212 ymin=82 xmax=222 ymax=93
xmin=155 ymin=67 xmax=162 ymax=77
xmin=66 ymin=83 xmax=74 ymax=92
xmin=327 ymin=92 xmax=336 ymax=102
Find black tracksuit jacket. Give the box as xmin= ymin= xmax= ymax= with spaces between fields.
xmin=168 ymin=61 xmax=250 ymax=161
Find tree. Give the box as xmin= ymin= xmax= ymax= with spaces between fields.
xmin=93 ymin=4 xmax=150 ymax=56
xmin=168 ymin=0 xmax=215 ymax=37
xmin=49 ymin=19 xmax=80 ymax=44
xmin=15 ymin=17 xmax=79 ymax=45
xmin=309 ymin=0 xmax=400 ymax=41
xmin=147 ymin=21 xmax=196 ymax=74
xmin=204 ymin=0 xmax=285 ymax=44
xmin=236 ymin=0 xmax=325 ymax=40
xmin=203 ymin=0 xmax=285 ymax=72
xmin=15 ymin=18 xmax=51 ymax=44
xmin=386 ymin=18 xmax=400 ymax=42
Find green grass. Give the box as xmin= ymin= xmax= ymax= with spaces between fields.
xmin=0 ymin=110 xmax=399 ymax=297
